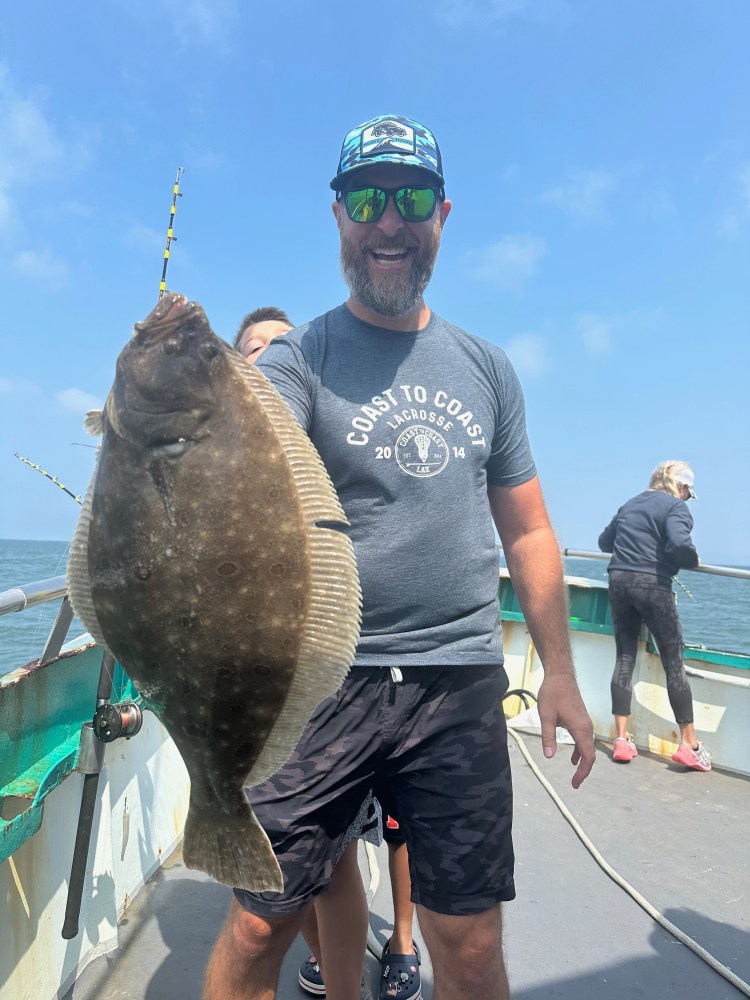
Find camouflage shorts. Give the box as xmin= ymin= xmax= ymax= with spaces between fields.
xmin=234 ymin=664 xmax=515 ymax=917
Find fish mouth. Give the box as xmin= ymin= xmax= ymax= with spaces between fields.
xmin=131 ymin=294 xmax=220 ymax=366
xmin=110 ymin=292 xmax=222 ymax=445
xmin=133 ymin=293 xmax=193 ymax=345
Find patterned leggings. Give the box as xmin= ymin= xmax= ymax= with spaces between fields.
xmin=608 ymin=570 xmax=694 ymax=724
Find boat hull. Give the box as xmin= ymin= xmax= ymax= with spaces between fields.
xmin=500 ymin=571 xmax=750 ymax=777
xmin=1 ymin=641 xmax=189 ymax=1000
xmin=1 ymin=570 xmax=748 ymax=999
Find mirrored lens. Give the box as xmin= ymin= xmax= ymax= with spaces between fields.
xmin=344 ymin=186 xmax=438 ymax=223
xmin=345 ymin=188 xmax=386 ymax=223
xmin=395 ymin=187 xmax=437 ymax=221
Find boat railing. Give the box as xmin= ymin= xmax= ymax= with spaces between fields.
xmin=0 ymin=574 xmax=68 ymax=615
xmin=561 ymin=549 xmax=750 ymax=580
xmin=0 ymin=574 xmax=78 ymax=665
xmin=2 ymin=554 xmax=748 ymax=670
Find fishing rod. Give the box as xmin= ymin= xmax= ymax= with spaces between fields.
xmin=158 ymin=166 xmax=185 ymax=299
xmin=14 ymin=449 xmax=145 ymax=940
xmin=62 ymin=651 xmax=143 ymax=939
xmin=14 ymin=453 xmax=83 ymax=505
xmin=64 ymin=168 xmax=191 ymax=939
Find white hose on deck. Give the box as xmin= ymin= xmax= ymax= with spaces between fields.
xmin=363 ymin=841 xmax=386 ymax=959
xmin=508 ymin=727 xmax=750 ymax=998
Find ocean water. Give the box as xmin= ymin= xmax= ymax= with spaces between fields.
xmin=1 ymin=539 xmax=749 ymax=677
xmin=561 ymin=555 xmax=750 ymax=658
xmin=0 ymin=538 xmax=87 ymax=676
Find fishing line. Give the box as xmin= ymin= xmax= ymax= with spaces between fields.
xmin=25 ymin=544 xmax=72 ymax=661
xmin=675 ymin=577 xmax=695 ymax=601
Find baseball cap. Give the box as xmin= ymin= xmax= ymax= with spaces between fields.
xmin=330 ymin=114 xmax=444 ymax=192
xmin=678 ymin=469 xmax=698 ymax=500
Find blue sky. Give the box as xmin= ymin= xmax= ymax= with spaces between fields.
xmin=1 ymin=0 xmax=748 ymax=564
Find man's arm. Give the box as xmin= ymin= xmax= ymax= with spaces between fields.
xmin=488 ymin=477 xmax=596 ymax=788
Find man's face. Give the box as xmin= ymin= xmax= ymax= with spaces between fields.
xmin=238 ymin=320 xmax=292 ymax=363
xmin=333 ymin=165 xmax=451 ymax=318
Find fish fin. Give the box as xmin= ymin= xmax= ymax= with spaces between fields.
xmin=183 ymin=798 xmax=283 ymax=892
xmin=83 ymin=409 xmax=104 ymax=436
xmin=247 ymin=519 xmax=360 ymax=783
xmin=226 ymin=352 xmax=362 ymax=787
xmin=66 ymin=450 xmax=113 ymax=652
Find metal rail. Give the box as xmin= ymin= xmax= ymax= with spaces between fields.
xmin=0 ymin=575 xmax=68 ymax=617
xmin=3 ymin=550 xmax=747 ymax=623
xmin=0 ymin=575 xmax=82 ymax=665
xmin=561 ymin=549 xmax=750 ymax=581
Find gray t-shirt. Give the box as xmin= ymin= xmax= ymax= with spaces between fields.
xmin=257 ymin=304 xmax=536 ymax=667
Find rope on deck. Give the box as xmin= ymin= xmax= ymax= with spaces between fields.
xmin=509 ymin=728 xmax=750 ymax=998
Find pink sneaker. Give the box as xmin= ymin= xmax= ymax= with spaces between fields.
xmin=671 ymin=741 xmax=712 ymax=771
xmin=613 ymin=736 xmax=638 ymax=762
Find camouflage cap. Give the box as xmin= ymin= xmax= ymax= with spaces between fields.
xmin=330 ymin=114 xmax=444 ymax=191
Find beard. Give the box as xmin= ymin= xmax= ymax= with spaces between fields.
xmin=339 ymin=225 xmax=442 ymax=317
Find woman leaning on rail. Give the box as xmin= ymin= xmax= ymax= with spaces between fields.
xmin=598 ymin=460 xmax=711 ymax=771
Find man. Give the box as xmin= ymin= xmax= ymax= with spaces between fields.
xmin=203 ymin=113 xmax=596 ymax=1000
xmin=236 ymin=306 xmax=391 ymax=997
xmin=234 ymin=305 xmax=293 ymax=361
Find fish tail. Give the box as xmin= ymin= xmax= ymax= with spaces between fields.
xmin=182 ymin=799 xmax=284 ymax=893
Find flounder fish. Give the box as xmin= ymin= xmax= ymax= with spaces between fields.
xmin=67 ymin=292 xmax=361 ymax=892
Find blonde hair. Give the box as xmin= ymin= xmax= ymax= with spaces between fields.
xmin=648 ymin=460 xmax=694 ymax=497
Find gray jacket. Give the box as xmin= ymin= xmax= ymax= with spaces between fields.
xmin=598 ymin=489 xmax=699 ymax=578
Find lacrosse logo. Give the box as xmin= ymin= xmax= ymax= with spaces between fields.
xmin=395 ymin=425 xmax=449 ymax=478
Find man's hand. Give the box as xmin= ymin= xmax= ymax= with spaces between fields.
xmin=536 ymin=673 xmax=596 ymax=788
xmin=487 ymin=479 xmax=597 ymax=788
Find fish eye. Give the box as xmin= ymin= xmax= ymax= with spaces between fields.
xmin=199 ymin=340 xmax=220 ymax=360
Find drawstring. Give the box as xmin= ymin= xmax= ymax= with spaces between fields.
xmin=390 ymin=666 xmax=403 ymax=683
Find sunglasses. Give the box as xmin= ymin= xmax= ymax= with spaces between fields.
xmin=341 ymin=185 xmax=440 ymax=224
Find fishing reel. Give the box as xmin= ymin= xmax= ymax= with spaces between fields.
xmin=92 ymin=701 xmax=143 ymax=743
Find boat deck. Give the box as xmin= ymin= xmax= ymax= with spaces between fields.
xmin=62 ymin=732 xmax=750 ymax=1000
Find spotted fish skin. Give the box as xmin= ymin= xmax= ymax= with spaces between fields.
xmin=67 ymin=292 xmax=361 ymax=892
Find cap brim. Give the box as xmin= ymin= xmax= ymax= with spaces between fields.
xmin=330 ymin=161 xmax=445 ymax=191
